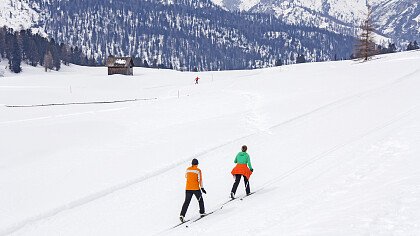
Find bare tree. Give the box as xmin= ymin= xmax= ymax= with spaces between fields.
xmin=355 ymin=7 xmax=376 ymax=61
xmin=44 ymin=50 xmax=53 ymax=72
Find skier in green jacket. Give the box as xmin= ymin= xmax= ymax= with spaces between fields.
xmin=230 ymin=145 xmax=253 ymax=199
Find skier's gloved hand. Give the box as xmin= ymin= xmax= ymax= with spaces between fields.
xmin=250 ymin=169 xmax=254 ymax=172
xmin=201 ymin=188 xmax=207 ymax=194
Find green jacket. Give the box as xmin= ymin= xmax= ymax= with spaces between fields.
xmin=234 ymin=152 xmax=253 ymax=170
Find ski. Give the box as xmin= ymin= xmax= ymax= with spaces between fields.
xmin=172 ymin=192 xmax=258 ymax=230
xmin=186 ymin=194 xmax=247 ymax=226
xmin=192 ymin=211 xmax=215 ymax=223
xmin=240 ymin=192 xmax=255 ymax=200
xmin=171 ymin=219 xmax=191 ymax=229
xmin=220 ymin=197 xmax=236 ymax=209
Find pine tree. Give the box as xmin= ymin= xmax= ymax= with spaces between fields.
xmin=71 ymin=46 xmax=82 ymax=65
xmin=143 ymin=59 xmax=149 ymax=68
xmin=27 ymin=38 xmax=39 ymax=66
xmin=60 ymin=43 xmax=70 ymax=66
xmin=289 ymin=53 xmax=295 ymax=63
xmin=388 ymin=43 xmax=396 ymax=53
xmin=10 ymin=38 xmax=22 ymax=73
xmin=296 ymin=54 xmax=306 ymax=64
xmin=406 ymin=42 xmax=413 ymax=51
xmin=413 ymin=41 xmax=419 ymax=50
xmin=0 ymin=27 xmax=6 ymax=58
xmin=407 ymin=41 xmax=419 ymax=51
xmin=152 ymin=58 xmax=158 ymax=68
xmin=49 ymin=39 xmax=61 ymax=71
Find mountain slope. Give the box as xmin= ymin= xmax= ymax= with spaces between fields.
xmin=0 ymin=0 xmax=355 ymax=70
xmin=1 ymin=51 xmax=420 ymax=235
xmin=216 ymin=0 xmax=419 ymax=43
xmin=372 ymin=0 xmax=420 ymax=42
xmin=0 ymin=0 xmax=43 ymax=34
xmin=247 ymin=0 xmax=365 ymax=37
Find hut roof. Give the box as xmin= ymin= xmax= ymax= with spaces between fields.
xmin=106 ymin=57 xmax=134 ymax=68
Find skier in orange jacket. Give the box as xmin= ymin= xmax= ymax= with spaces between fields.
xmin=180 ymin=158 xmax=206 ymax=222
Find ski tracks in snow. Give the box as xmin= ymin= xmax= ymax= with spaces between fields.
xmin=3 ymin=67 xmax=419 ymax=235
xmin=251 ymin=67 xmax=420 ymax=200
xmin=168 ymin=107 xmax=419 ymax=234
xmin=257 ymin=105 xmax=420 ymax=193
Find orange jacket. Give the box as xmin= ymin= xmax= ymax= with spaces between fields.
xmin=185 ymin=165 xmax=203 ymax=190
xmin=231 ymin=164 xmax=252 ymax=180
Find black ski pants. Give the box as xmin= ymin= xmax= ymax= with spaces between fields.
xmin=180 ymin=190 xmax=205 ymax=217
xmin=231 ymin=174 xmax=250 ymax=195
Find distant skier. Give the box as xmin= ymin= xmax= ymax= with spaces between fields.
xmin=195 ymin=76 xmax=200 ymax=84
xmin=180 ymin=158 xmax=207 ymax=222
xmin=230 ymin=145 xmax=253 ymax=199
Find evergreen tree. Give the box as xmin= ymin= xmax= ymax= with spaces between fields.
xmin=0 ymin=26 xmax=100 ymax=70
xmin=290 ymin=53 xmax=295 ymax=63
xmin=408 ymin=41 xmax=420 ymax=50
xmin=27 ymin=38 xmax=39 ymax=66
xmin=48 ymin=39 xmax=61 ymax=71
xmin=406 ymin=42 xmax=413 ymax=51
xmin=152 ymin=58 xmax=158 ymax=68
xmin=0 ymin=27 xmax=5 ymax=58
xmin=60 ymin=43 xmax=70 ymax=66
xmin=296 ymin=54 xmax=306 ymax=64
xmin=88 ymin=56 xmax=96 ymax=66
xmin=143 ymin=59 xmax=149 ymax=68
xmin=415 ymin=41 xmax=420 ymax=50
xmin=388 ymin=43 xmax=396 ymax=53
xmin=71 ymin=46 xmax=82 ymax=65
xmin=10 ymin=38 xmax=22 ymax=73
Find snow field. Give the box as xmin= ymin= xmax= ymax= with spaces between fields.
xmin=0 ymin=51 xmax=420 ymax=235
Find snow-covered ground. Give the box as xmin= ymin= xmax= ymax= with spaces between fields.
xmin=1 ymin=51 xmax=420 ymax=235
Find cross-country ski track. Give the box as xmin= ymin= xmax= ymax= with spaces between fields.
xmin=1 ymin=51 xmax=420 ymax=235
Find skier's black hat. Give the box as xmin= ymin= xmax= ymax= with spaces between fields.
xmin=192 ymin=158 xmax=199 ymax=165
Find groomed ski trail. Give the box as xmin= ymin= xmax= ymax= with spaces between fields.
xmin=4 ymin=56 xmax=420 ymax=235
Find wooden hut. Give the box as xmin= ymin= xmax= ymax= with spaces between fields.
xmin=107 ymin=56 xmax=134 ymax=75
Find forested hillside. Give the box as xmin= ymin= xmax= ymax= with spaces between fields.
xmin=30 ymin=0 xmax=355 ymax=70
xmin=0 ymin=27 xmax=89 ymax=73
